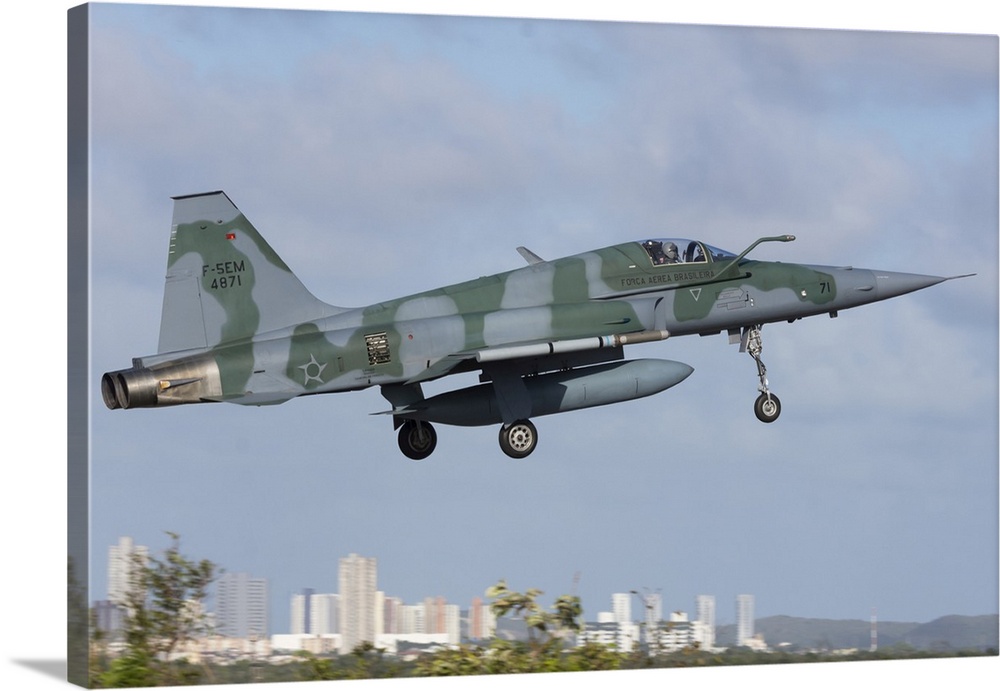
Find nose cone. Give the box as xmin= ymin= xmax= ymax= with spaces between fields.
xmin=874 ymin=271 xmax=947 ymax=300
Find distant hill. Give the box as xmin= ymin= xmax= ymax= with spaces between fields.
xmin=715 ymin=614 xmax=998 ymax=652
xmin=903 ymin=615 xmax=999 ymax=652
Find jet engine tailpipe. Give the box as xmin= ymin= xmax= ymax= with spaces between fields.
xmin=101 ymin=355 xmax=223 ymax=409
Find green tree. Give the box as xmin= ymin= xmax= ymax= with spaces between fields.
xmin=562 ymin=640 xmax=624 ymax=671
xmin=68 ymin=557 xmax=91 ymax=686
xmin=486 ymin=579 xmax=583 ymax=641
xmin=294 ymin=643 xmax=404 ymax=682
xmin=293 ymin=650 xmax=337 ymax=681
xmin=100 ymin=532 xmax=217 ymax=687
xmin=343 ymin=641 xmax=400 ymax=680
xmin=416 ymin=580 xmax=620 ymax=677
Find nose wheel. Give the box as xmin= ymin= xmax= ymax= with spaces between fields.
xmin=754 ymin=391 xmax=781 ymax=423
xmin=744 ymin=325 xmax=781 ymax=423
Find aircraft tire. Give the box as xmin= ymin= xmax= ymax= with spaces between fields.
xmin=754 ymin=393 xmax=781 ymax=423
xmin=499 ymin=419 xmax=538 ymax=459
xmin=398 ymin=420 xmax=437 ymax=460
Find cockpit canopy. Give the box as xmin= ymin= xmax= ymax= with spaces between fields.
xmin=639 ymin=239 xmax=736 ymax=267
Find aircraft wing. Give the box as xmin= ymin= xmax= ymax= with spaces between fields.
xmin=403 ymin=353 xmax=478 ymax=384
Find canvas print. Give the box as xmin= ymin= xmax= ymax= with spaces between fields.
xmin=68 ymin=2 xmax=998 ymax=688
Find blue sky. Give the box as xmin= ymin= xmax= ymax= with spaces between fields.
xmin=3 ymin=2 xmax=998 ymax=690
xmin=84 ymin=1 xmax=998 ymax=633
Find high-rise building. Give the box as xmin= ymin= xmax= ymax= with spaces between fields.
xmin=93 ymin=600 xmax=124 ymax=637
xmin=291 ymin=588 xmax=315 ymax=635
xmin=382 ymin=596 xmax=404 ymax=635
xmin=468 ymin=596 xmax=496 ymax=640
xmin=696 ymin=595 xmax=716 ymax=649
xmin=375 ymin=591 xmax=385 ymax=638
xmin=420 ymin=597 xmax=460 ymax=644
xmin=736 ymin=594 xmax=754 ymax=647
xmin=291 ymin=594 xmax=305 ymax=635
xmin=424 ymin=596 xmax=447 ymax=634
xmin=311 ymin=593 xmax=340 ymax=635
xmin=441 ymin=603 xmax=461 ymax=644
xmin=216 ymin=572 xmax=269 ymax=638
xmin=400 ymin=604 xmax=425 ymax=634
xmin=612 ymin=593 xmax=632 ymax=623
xmin=644 ymin=593 xmax=662 ymax=630
xmin=107 ymin=536 xmax=148 ymax=604
xmin=338 ymin=553 xmax=377 ymax=653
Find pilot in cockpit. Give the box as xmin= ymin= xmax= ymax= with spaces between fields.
xmin=643 ymin=239 xmax=682 ymax=265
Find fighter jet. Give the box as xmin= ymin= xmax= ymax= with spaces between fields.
xmin=102 ymin=191 xmax=970 ymax=460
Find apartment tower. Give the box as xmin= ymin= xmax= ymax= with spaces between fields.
xmin=736 ymin=594 xmax=754 ymax=647
xmin=338 ymin=553 xmax=377 ymax=653
xmin=216 ymin=572 xmax=269 ymax=638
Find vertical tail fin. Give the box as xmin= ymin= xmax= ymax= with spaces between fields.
xmin=157 ymin=191 xmax=342 ymax=354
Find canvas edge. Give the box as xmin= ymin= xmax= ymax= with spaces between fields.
xmin=68 ymin=3 xmax=91 ymax=687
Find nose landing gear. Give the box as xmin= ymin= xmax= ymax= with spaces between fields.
xmin=743 ymin=324 xmax=781 ymax=423
xmin=754 ymin=391 xmax=781 ymax=423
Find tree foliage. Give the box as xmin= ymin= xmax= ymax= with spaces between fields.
xmin=99 ymin=532 xmax=217 ymax=688
xmin=486 ymin=579 xmax=583 ymax=639
xmin=68 ymin=557 xmax=91 ymax=686
xmin=294 ymin=643 xmax=404 ymax=682
xmin=414 ymin=579 xmax=617 ymax=677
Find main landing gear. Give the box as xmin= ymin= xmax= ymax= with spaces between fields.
xmin=396 ymin=418 xmax=539 ymax=460
xmin=397 ymin=420 xmax=437 ymax=461
xmin=744 ymin=324 xmax=781 ymax=423
xmin=498 ymin=419 xmax=538 ymax=459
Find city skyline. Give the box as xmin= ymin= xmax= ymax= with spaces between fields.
xmin=96 ymin=537 xmax=732 ymax=653
xmin=102 ymin=538 xmax=876 ymax=660
xmin=98 ymin=534 xmax=783 ymax=638
xmin=96 ymin=536 xmax=994 ymax=642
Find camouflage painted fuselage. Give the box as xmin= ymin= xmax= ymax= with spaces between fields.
xmin=102 ymin=191 xmax=956 ymax=446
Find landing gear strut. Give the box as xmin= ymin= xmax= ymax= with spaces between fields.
xmin=397 ymin=420 xmax=437 ymax=460
xmin=499 ymin=419 xmax=538 ymax=458
xmin=744 ymin=325 xmax=781 ymax=423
